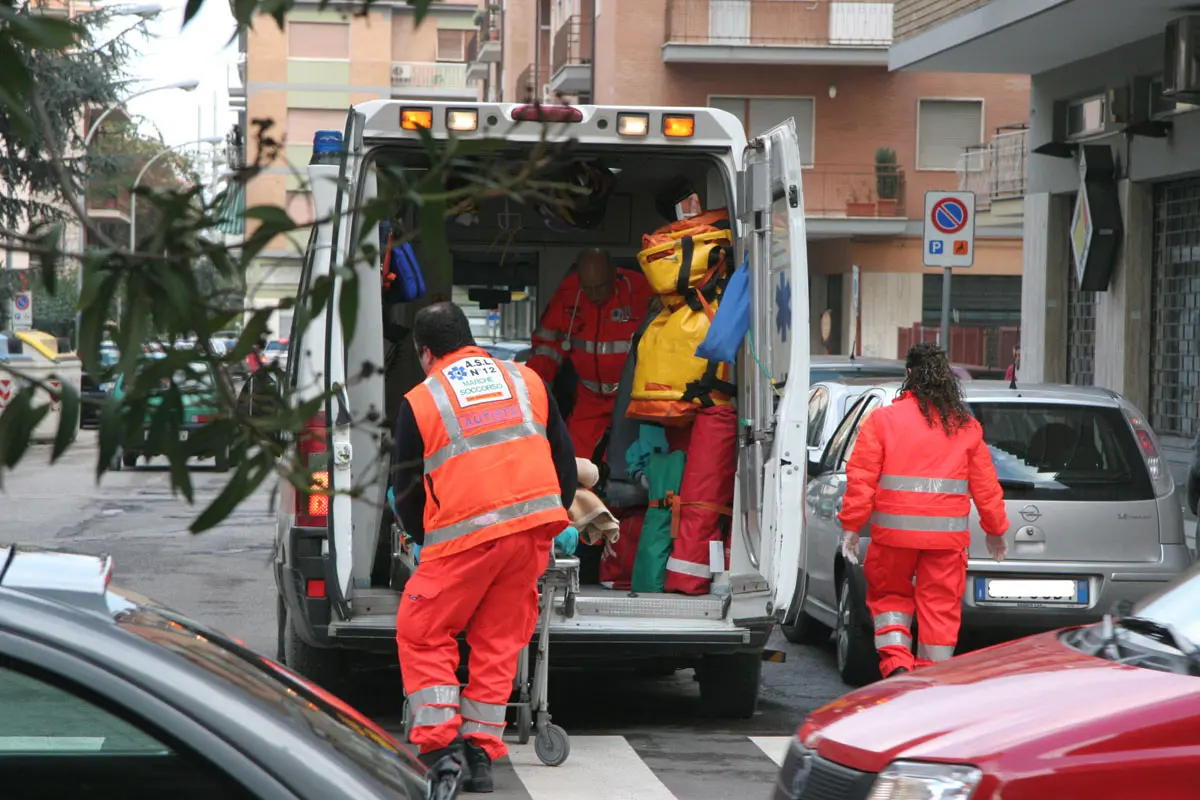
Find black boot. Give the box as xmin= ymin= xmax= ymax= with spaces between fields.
xmin=463 ymin=742 xmax=494 ymax=793
xmin=420 ymin=739 xmax=471 ymax=791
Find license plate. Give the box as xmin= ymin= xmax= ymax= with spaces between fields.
xmin=179 ymin=431 xmax=189 ymax=442
xmin=974 ymin=578 xmax=1087 ymax=604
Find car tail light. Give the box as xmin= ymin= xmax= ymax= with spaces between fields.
xmin=511 ymin=104 xmax=583 ymax=123
xmin=1125 ymin=411 xmax=1173 ymax=497
xmin=295 ymin=412 xmax=330 ymax=527
xmin=306 ymin=579 xmax=326 ymax=598
xmin=190 ymin=414 xmax=212 ymax=424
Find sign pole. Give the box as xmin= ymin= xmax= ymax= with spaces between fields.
xmin=940 ymin=266 xmax=952 ymax=352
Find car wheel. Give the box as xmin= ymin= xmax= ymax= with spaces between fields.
xmin=276 ymin=594 xmax=287 ymax=664
xmin=781 ymin=610 xmax=833 ymax=645
xmin=122 ymin=451 xmax=139 ymax=468
xmin=284 ymin=610 xmax=347 ymax=694
xmin=697 ymin=652 xmax=761 ymax=719
xmin=836 ymin=576 xmax=882 ymax=687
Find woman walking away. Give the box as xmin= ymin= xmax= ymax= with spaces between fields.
xmin=837 ymin=342 xmax=1009 ymax=678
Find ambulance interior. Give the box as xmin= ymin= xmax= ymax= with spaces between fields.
xmin=361 ymin=145 xmax=741 ymax=608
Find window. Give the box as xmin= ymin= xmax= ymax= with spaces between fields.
xmin=808 ymin=387 xmax=830 ymax=448
xmin=839 ymin=396 xmax=882 ymax=471
xmin=437 ymin=29 xmax=466 ymax=61
xmin=969 ymin=402 xmax=1153 ymax=502
xmin=0 ymin=655 xmax=252 ymax=797
xmin=917 ymin=99 xmax=983 ymax=171
xmin=820 ymin=394 xmax=867 ymax=474
xmin=286 ymin=191 xmax=315 ymax=226
xmin=287 ymin=21 xmax=350 ymax=59
xmin=709 ymin=96 xmax=815 ymax=166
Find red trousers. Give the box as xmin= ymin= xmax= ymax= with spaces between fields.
xmin=864 ymin=542 xmax=967 ymax=677
xmin=396 ymin=528 xmax=551 ymax=761
xmin=566 ymin=390 xmax=614 ymax=461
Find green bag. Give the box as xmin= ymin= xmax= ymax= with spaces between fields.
xmin=631 ymin=449 xmax=687 ymax=593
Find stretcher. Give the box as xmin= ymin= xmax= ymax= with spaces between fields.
xmin=400 ymin=550 xmax=579 ymax=768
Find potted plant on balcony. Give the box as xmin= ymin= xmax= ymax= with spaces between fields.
xmin=875 ymin=147 xmax=899 ymax=216
xmin=845 ymin=184 xmax=876 ymax=217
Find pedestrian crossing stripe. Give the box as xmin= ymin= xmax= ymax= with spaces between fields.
xmin=482 ymin=734 xmax=795 ymax=800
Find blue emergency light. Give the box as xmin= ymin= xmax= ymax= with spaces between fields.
xmin=313 ymin=130 xmax=343 ymax=154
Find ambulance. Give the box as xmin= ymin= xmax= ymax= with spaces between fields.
xmin=273 ymin=99 xmax=811 ymax=718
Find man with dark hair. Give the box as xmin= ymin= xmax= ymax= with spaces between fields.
xmin=390 ymin=301 xmax=576 ymax=793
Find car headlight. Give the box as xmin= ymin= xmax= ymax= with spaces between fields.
xmin=868 ymin=761 xmax=982 ymax=800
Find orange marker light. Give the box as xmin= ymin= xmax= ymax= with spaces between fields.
xmin=663 ymin=115 xmax=695 ymax=137
xmin=401 ymin=108 xmax=433 ymax=130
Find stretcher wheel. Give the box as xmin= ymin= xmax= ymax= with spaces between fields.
xmin=534 ymin=723 xmax=570 ymax=766
xmin=516 ymin=704 xmax=532 ymax=745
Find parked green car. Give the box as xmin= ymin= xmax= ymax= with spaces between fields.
xmin=111 ymin=360 xmax=235 ymax=471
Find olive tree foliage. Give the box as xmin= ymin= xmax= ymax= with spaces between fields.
xmin=0 ymin=0 xmax=585 ymax=533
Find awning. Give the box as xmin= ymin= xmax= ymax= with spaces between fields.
xmin=214 ymin=184 xmax=246 ymax=236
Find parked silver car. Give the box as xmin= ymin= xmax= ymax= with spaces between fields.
xmin=787 ymin=381 xmax=1195 ymax=685
xmin=810 ymin=355 xmax=907 ymax=384
xmin=805 ymin=379 xmax=878 ymax=469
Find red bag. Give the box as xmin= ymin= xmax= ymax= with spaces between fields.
xmin=600 ymin=508 xmax=645 ymax=590
xmin=664 ymin=405 xmax=737 ymax=595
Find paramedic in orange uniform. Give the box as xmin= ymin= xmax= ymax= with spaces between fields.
xmin=391 ymin=302 xmax=577 ymax=792
xmin=837 ymin=343 xmax=1009 ymax=678
xmin=526 ymin=248 xmax=654 ymax=462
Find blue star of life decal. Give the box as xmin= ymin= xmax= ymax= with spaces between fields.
xmin=775 ymin=271 xmax=791 ymax=342
xmin=447 ymin=365 xmax=468 ymax=380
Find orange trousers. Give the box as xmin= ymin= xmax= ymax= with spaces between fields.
xmin=864 ymin=542 xmax=967 ymax=677
xmin=397 ymin=528 xmax=551 ymax=761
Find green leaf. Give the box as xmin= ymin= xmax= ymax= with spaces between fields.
xmin=168 ymin=448 xmax=194 ymax=504
xmin=50 ymin=380 xmax=79 ymax=464
xmin=244 ymin=205 xmax=295 ymax=227
xmin=97 ymin=392 xmax=122 ymax=480
xmin=417 ymin=197 xmax=450 ymax=286
xmin=338 ymin=267 xmax=359 ymax=346
xmin=190 ymin=451 xmax=273 ymax=534
xmin=33 ymin=225 xmax=61 ymax=296
xmin=0 ymin=388 xmax=33 ymax=469
xmin=0 ymin=10 xmax=81 ymax=49
xmin=182 ymin=0 xmax=205 ymax=27
xmin=230 ymin=309 xmax=274 ymax=361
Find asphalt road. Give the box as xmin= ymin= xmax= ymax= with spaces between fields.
xmin=4 ymin=432 xmax=850 ymax=799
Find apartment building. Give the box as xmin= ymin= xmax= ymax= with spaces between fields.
xmin=888 ymin=0 xmax=1200 ymax=461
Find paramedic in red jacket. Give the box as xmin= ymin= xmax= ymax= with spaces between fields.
xmin=526 ymin=248 xmax=654 ymax=461
xmin=838 ymin=343 xmax=1009 ymax=678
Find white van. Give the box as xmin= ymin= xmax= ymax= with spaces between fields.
xmin=273 ymin=100 xmax=811 ymax=717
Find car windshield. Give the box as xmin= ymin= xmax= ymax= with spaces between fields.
xmin=265 ymin=341 xmax=284 ymax=352
xmin=969 ymin=402 xmax=1153 ymax=501
xmin=110 ymin=598 xmax=423 ymax=793
xmin=172 ymin=363 xmax=215 ymax=392
xmin=1132 ymin=563 xmax=1200 ymax=649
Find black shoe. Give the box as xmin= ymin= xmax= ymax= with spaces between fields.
xmin=420 ymin=739 xmax=471 ymax=789
xmin=463 ymin=742 xmax=494 ymax=793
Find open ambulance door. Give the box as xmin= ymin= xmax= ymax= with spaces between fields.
xmin=737 ymin=118 xmax=810 ymax=623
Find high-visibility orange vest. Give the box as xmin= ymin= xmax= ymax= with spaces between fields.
xmin=406 ymin=346 xmax=569 ymax=562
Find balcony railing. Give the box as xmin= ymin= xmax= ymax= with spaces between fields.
xmin=552 ymin=14 xmax=593 ymax=75
xmin=478 ymin=5 xmax=502 ymax=45
xmin=391 ymin=61 xmax=470 ymax=91
xmin=665 ymin=0 xmax=893 ymax=47
xmin=803 ymin=165 xmax=907 ymax=218
xmin=957 ymin=128 xmax=1027 ymax=209
xmin=517 ymin=63 xmax=549 ymax=103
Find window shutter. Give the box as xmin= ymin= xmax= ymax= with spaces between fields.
xmin=748 ymin=98 xmax=815 ymax=165
xmin=709 ymin=96 xmax=748 ymax=133
xmin=918 ymin=100 xmax=983 ymax=170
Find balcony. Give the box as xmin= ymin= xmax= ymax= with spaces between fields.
xmin=466 ymin=6 xmax=503 ymax=83
xmin=803 ymin=164 xmax=909 ymax=237
xmin=664 ymin=0 xmax=893 ymax=66
xmin=390 ymin=61 xmax=477 ymax=100
xmin=517 ymin=62 xmax=549 ymax=104
xmin=551 ymin=14 xmax=592 ymax=96
xmin=957 ymin=127 xmax=1027 ymax=214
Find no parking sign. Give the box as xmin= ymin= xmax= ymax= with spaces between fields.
xmin=11 ymin=291 xmax=31 ymax=330
xmin=922 ymin=191 xmax=976 ymax=268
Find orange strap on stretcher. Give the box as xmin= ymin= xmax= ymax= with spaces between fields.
xmin=649 ymin=491 xmax=733 ymax=539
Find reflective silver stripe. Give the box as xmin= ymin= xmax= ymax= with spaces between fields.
xmin=423 ymin=360 xmax=545 ymax=473
xmin=879 ymin=475 xmax=969 ymax=494
xmin=579 ymin=378 xmax=620 ymax=395
xmin=666 ymin=556 xmax=711 ymax=579
xmin=531 ymin=345 xmax=563 ymax=364
xmin=424 ymin=493 xmax=565 ymax=547
xmin=461 ymin=721 xmax=505 ymax=737
xmin=533 ymin=327 xmax=563 ymax=341
xmin=874 ymin=631 xmax=912 ymax=649
xmin=870 ymin=512 xmax=969 ymax=532
xmin=873 ymin=611 xmax=912 ymax=631
xmin=409 ymin=684 xmax=460 ymax=728
xmin=917 ymin=643 xmax=956 ymax=662
xmin=460 ymin=697 xmax=507 ymax=725
xmin=568 ymin=337 xmax=632 ymax=355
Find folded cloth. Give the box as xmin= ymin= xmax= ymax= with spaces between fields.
xmin=576 ymin=457 xmax=601 ymax=489
xmin=570 ymin=487 xmax=621 ymax=546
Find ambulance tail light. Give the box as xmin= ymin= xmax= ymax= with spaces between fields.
xmin=617 ymin=113 xmax=649 ymax=136
xmin=511 ymin=104 xmax=583 ymax=123
xmin=446 ymin=108 xmax=478 ymax=131
xmin=400 ymin=108 xmax=433 ymax=130
xmin=1125 ymin=410 xmax=1173 ymax=498
xmin=295 ymin=412 xmax=330 ymax=527
xmin=663 ymin=115 xmax=695 ymax=138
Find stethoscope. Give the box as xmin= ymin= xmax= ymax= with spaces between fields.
xmin=561 ymin=272 xmax=635 ymax=353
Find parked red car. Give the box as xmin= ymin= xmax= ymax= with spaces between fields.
xmin=774 ymin=563 xmax=1200 ymax=799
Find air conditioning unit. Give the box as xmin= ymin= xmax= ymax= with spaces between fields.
xmin=1163 ymin=16 xmax=1200 ymax=100
xmin=392 ymin=63 xmax=413 ymax=83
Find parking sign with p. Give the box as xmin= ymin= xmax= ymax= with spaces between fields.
xmin=922 ymin=191 xmax=976 ymax=268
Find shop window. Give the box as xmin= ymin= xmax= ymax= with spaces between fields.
xmin=1150 ymin=177 xmax=1200 ymax=437
xmin=288 ymin=21 xmax=350 ymax=60
xmin=917 ymin=99 xmax=983 ymax=171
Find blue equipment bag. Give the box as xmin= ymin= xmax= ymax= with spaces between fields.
xmin=695 ymin=252 xmax=750 ymax=365
xmin=382 ymin=233 xmax=427 ymax=303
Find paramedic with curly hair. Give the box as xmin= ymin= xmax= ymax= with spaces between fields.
xmin=837 ymin=343 xmax=1010 ymax=678
xmin=391 ymin=302 xmax=577 ymax=793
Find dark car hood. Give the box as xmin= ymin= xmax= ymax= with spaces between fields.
xmin=805 ymin=631 xmax=1200 ymax=774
